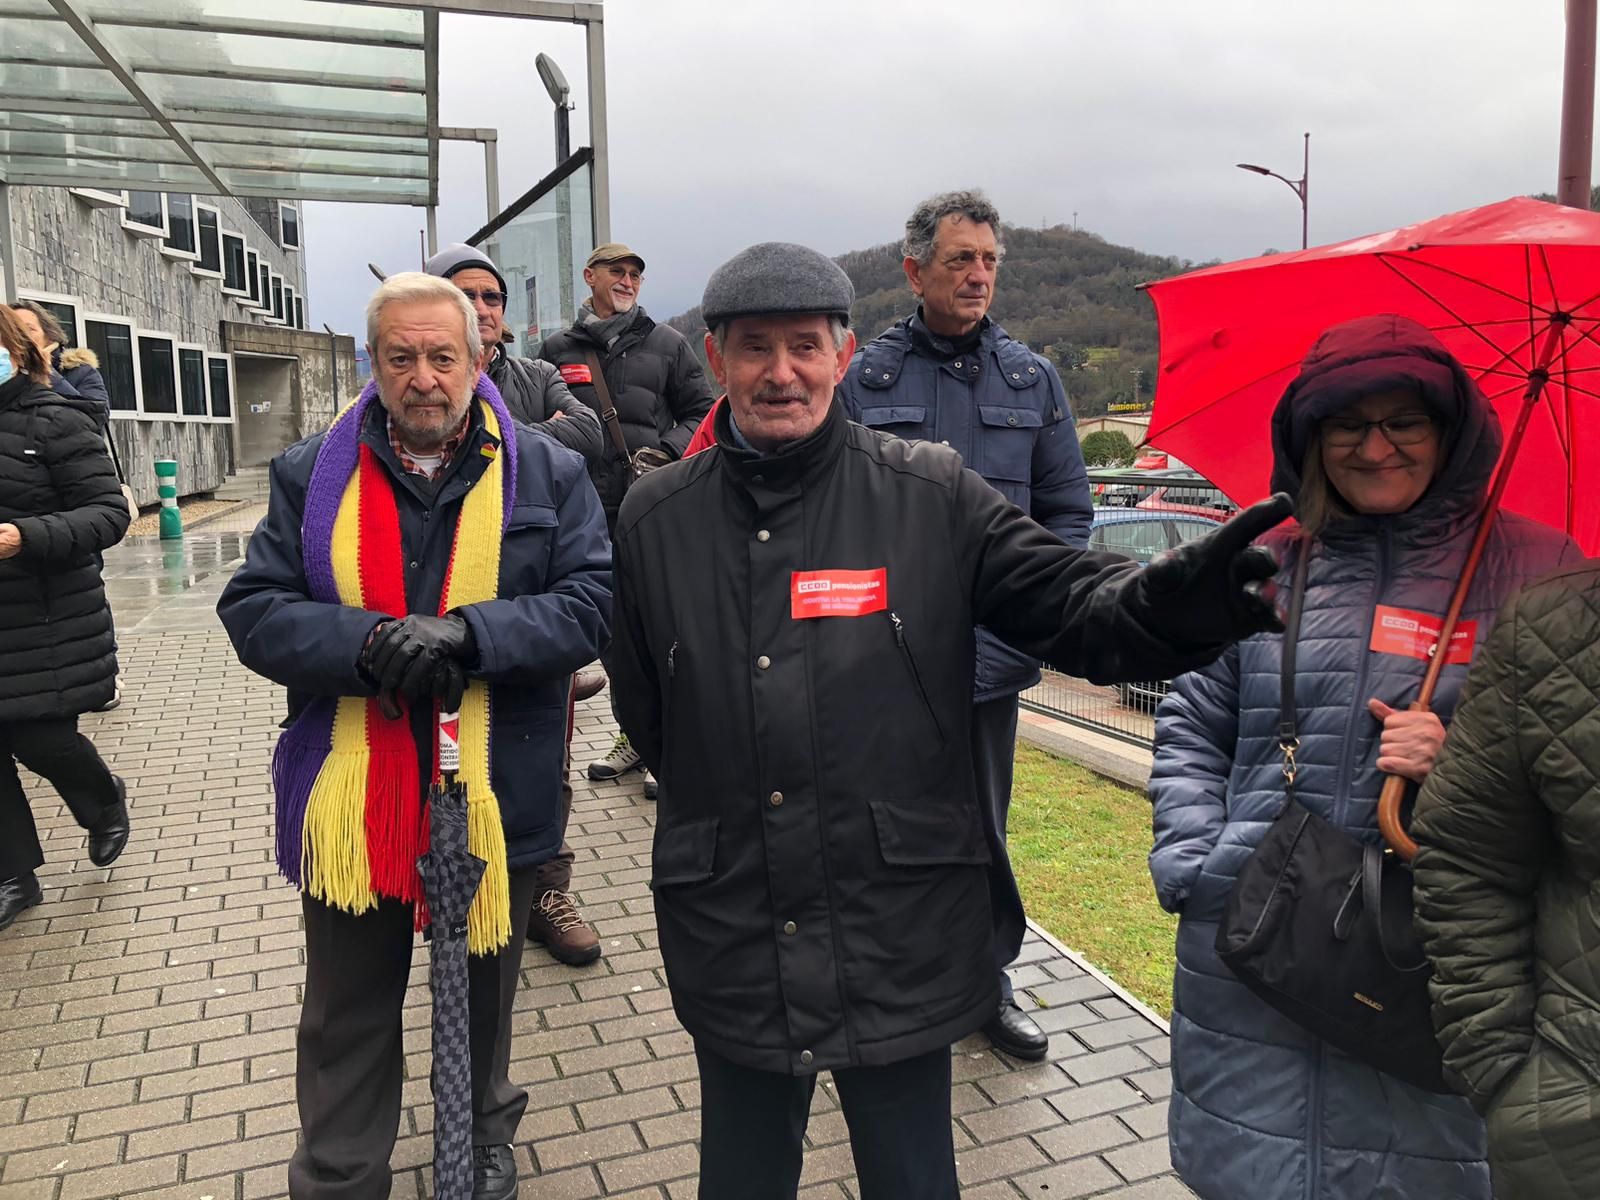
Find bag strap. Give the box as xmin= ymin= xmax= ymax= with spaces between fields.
xmin=1277 ymin=540 xmax=1313 ymax=792
xmin=1363 ymin=842 xmax=1429 ymax=971
xmin=583 ymin=349 xmax=631 ymax=462
xmin=103 ymin=429 xmax=127 ymax=485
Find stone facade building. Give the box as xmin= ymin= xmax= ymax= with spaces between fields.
xmin=8 ymin=186 xmax=355 ymax=505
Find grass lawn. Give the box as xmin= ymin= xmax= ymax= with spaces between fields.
xmin=1008 ymin=743 xmax=1177 ymax=1016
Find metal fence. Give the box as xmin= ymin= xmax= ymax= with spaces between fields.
xmin=1020 ymin=669 xmax=1168 ymax=747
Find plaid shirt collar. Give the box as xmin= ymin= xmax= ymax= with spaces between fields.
xmin=386 ymin=414 xmax=469 ymax=481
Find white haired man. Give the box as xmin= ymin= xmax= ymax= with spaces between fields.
xmin=218 ymin=272 xmax=611 ymax=1200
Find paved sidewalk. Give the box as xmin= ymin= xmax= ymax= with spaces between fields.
xmin=0 ymin=518 xmax=1190 ymax=1199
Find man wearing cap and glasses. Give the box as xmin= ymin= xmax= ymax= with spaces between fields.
xmin=606 ymin=241 xmax=1294 ymax=1198
xmin=426 ymin=243 xmax=608 ymax=969
xmin=539 ymin=243 xmax=714 ymax=792
xmin=424 ymin=243 xmax=602 ymax=466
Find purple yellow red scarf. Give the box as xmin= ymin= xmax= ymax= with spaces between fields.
xmin=270 ymin=376 xmax=519 ymax=954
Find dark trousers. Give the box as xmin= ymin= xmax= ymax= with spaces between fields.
xmin=532 ymin=678 xmax=578 ymax=895
xmin=0 ymin=717 xmax=120 ymax=879
xmin=288 ymin=866 xmax=540 ymax=1200
xmin=972 ymin=694 xmax=1025 ymax=1003
xmin=695 ymin=1043 xmax=958 ymax=1200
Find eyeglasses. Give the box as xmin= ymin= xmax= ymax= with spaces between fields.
xmin=458 ymin=288 xmax=506 ymax=308
xmin=1320 ymin=412 xmax=1435 ymax=448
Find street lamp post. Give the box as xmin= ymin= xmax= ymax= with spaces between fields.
xmin=1238 ymin=131 xmax=1310 ymax=249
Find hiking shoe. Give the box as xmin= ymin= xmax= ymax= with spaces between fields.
xmin=527 ymin=889 xmax=602 ymax=965
xmin=643 ymin=769 xmax=658 ymax=800
xmin=587 ymin=733 xmax=642 ymax=781
xmin=0 ymin=872 xmax=43 ymax=933
xmin=471 ymin=1143 xmax=517 ymax=1200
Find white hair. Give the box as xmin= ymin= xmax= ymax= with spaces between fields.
xmin=365 ymin=271 xmax=482 ymax=363
xmin=711 ymin=315 xmax=849 ymax=357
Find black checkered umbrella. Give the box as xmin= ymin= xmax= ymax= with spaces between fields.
xmin=416 ymin=711 xmax=485 ymax=1200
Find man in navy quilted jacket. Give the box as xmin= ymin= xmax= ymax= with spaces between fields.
xmin=838 ymin=190 xmax=1092 ymax=1060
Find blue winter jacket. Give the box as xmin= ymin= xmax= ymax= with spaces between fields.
xmin=217 ymin=398 xmax=612 ymax=869
xmin=838 ymin=312 xmax=1092 ymax=701
xmin=1149 ymin=320 xmax=1581 ymax=1200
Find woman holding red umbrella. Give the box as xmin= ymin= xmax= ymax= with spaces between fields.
xmin=1148 ymin=314 xmax=1580 ymax=1199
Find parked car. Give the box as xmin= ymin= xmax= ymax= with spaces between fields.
xmin=1088 ymin=467 xmax=1236 ymax=515
xmin=1088 ymin=508 xmax=1225 ymax=708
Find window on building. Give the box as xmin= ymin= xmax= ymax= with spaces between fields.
xmin=194 ymin=204 xmax=222 ymax=276
xmin=20 ymin=293 xmax=81 ymax=349
xmin=258 ymin=263 xmax=272 ymax=314
xmin=137 ymin=334 xmax=178 ymax=415
xmin=271 ymin=275 xmax=285 ymax=323
xmin=221 ymin=232 xmax=248 ymax=295
xmin=122 ymin=190 xmax=167 ymax=238
xmin=245 ymin=250 xmax=262 ymax=306
xmin=85 ymin=318 xmax=136 ymax=413
xmin=284 ymin=285 xmax=297 ymax=328
xmin=178 ymin=346 xmax=207 ymax=417
xmin=163 ymin=194 xmax=197 ymax=258
xmin=294 ymin=297 xmax=306 ymax=330
xmin=69 ymin=188 xmax=126 ymax=210
xmin=280 ymin=203 xmax=301 ymax=250
xmin=207 ymin=355 xmax=233 ymax=419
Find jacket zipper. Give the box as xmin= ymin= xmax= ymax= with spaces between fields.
xmin=1332 ymin=527 xmax=1390 ymax=832
xmin=889 ymin=611 xmax=946 ymax=746
xmin=1305 ymin=1040 xmax=1325 ymax=1200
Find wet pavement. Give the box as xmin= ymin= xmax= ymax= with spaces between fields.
xmin=0 ymin=509 xmax=1191 ymax=1200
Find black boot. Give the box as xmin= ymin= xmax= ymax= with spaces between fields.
xmin=983 ymin=999 xmax=1049 ymax=1061
xmin=471 ymin=1144 xmax=517 ymax=1200
xmin=87 ymin=777 xmax=130 ymax=868
xmin=0 ymin=872 xmax=43 ymax=932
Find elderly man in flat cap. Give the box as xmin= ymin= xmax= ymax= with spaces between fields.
xmin=606 ymin=242 xmax=1294 ymax=1199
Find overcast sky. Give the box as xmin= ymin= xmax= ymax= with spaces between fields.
xmin=303 ymin=0 xmax=1571 ymax=340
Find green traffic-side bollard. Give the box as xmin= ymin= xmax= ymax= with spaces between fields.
xmin=155 ymin=458 xmax=182 ymax=540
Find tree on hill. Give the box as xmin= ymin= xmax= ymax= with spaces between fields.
xmin=665 ymin=224 xmax=1210 ymax=420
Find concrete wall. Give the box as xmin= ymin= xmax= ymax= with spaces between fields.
xmin=8 ymin=186 xmax=315 ymax=499
xmin=224 ymin=324 xmax=359 ymax=451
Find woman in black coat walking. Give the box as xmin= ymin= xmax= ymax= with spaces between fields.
xmin=0 ymin=305 xmax=131 ymax=932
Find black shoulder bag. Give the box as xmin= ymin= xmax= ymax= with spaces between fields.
xmin=1214 ymin=541 xmax=1449 ymax=1094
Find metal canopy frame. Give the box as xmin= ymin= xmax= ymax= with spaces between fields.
xmin=0 ymin=0 xmax=610 ymax=293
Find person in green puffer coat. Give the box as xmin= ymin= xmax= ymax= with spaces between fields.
xmin=1413 ymin=562 xmax=1600 ymax=1200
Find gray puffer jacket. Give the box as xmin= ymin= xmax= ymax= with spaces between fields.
xmin=1149 ymin=318 xmax=1580 ymax=1200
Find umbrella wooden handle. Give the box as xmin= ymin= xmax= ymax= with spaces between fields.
xmin=1376 ymin=698 xmax=1429 ymax=862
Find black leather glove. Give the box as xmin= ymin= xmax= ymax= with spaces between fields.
xmin=1139 ymin=493 xmax=1293 ymax=645
xmin=363 ymin=613 xmax=478 ymax=707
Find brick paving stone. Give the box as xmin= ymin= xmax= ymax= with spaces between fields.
xmin=0 ymin=543 xmax=1193 ymax=1199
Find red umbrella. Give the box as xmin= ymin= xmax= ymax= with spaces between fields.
xmin=1143 ymin=196 xmax=1600 ymax=858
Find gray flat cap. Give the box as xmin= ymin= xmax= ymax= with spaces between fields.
xmin=701 ymin=242 xmax=854 ymax=328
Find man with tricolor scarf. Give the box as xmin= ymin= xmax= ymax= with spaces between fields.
xmin=218 ymin=273 xmax=611 ymax=1200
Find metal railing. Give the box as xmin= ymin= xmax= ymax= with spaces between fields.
xmin=1021 ymin=669 xmax=1167 ymax=748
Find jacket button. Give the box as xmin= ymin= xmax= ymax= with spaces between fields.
xmin=769 ymin=791 xmax=783 ymax=807
xmin=756 ymin=530 xmax=770 ymax=542
xmin=953 ymin=361 xmax=962 ymax=369
xmin=752 ymin=474 xmax=766 ymax=485
xmin=1011 ymin=372 xmax=1021 ymax=380
xmin=940 ymin=440 xmax=950 ymax=446
xmin=800 ymin=1050 xmax=813 ymax=1065
xmin=409 ymin=560 xmax=419 ymax=569
xmin=756 ymin=655 xmax=771 ymax=669
xmin=783 ymin=921 xmax=797 ymax=935
xmin=1006 ymin=416 xmax=1018 ymax=426
xmin=1028 ymin=366 xmax=1037 ymax=374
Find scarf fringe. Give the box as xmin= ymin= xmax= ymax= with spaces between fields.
xmin=465 ymin=782 xmax=511 ymax=955
xmin=365 ymin=744 xmax=426 ymax=902
xmin=270 ymin=708 xmax=331 ymax=888
xmin=301 ymin=711 xmax=377 ymax=915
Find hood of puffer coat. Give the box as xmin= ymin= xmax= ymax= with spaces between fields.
xmin=1269 ymin=314 xmax=1503 ymax=537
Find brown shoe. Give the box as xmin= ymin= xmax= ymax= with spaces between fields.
xmin=527 ymin=889 xmax=602 ymax=965
xmin=572 ymin=670 xmax=607 ymax=703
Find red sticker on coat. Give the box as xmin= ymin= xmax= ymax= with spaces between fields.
xmin=558 ymin=363 xmax=593 ymax=385
xmin=790 ymin=569 xmax=888 ymax=619
xmin=1369 ymin=606 xmax=1477 ymax=664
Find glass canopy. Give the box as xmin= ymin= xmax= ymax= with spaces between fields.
xmin=0 ymin=0 xmax=438 ymax=203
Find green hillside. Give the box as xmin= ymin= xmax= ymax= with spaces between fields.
xmin=665 ymin=225 xmax=1213 ymax=419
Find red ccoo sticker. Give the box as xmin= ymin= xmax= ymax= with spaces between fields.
xmin=791 ymin=568 xmax=888 ymax=619
xmin=558 ymin=363 xmax=593 ymax=385
xmin=1369 ymin=606 xmax=1477 ymax=664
